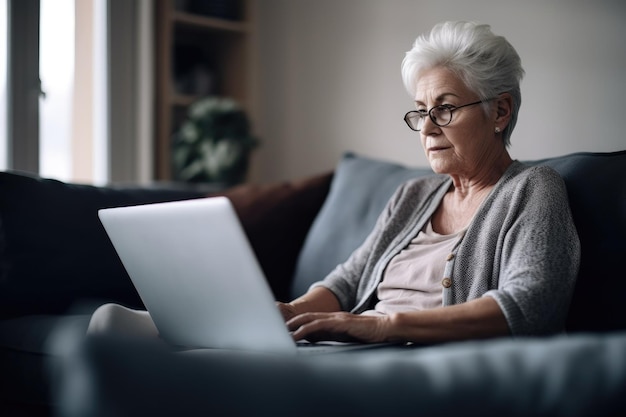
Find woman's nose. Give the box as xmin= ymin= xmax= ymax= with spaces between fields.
xmin=420 ymin=114 xmax=440 ymax=136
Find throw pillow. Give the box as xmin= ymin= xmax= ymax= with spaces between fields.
xmin=210 ymin=172 xmax=333 ymax=301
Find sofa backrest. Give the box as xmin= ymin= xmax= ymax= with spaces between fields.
xmin=292 ymin=151 xmax=626 ymax=333
xmin=531 ymin=151 xmax=626 ymax=332
xmin=2 ymin=150 xmax=624 ymax=334
xmin=0 ymin=170 xmax=332 ymax=318
xmin=0 ymin=172 xmax=206 ymax=318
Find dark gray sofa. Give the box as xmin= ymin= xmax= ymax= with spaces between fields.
xmin=1 ymin=151 xmax=625 ymax=416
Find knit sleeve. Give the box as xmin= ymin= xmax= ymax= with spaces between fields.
xmin=484 ymin=166 xmax=580 ymax=335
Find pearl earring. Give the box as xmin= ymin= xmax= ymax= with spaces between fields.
xmin=495 ymin=127 xmax=501 ymax=134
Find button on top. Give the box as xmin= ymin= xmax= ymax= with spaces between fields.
xmin=446 ymin=253 xmax=455 ymax=261
xmin=442 ymin=277 xmax=452 ymax=288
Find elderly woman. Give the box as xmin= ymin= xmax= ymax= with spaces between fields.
xmin=278 ymin=21 xmax=580 ymax=344
xmin=89 ymin=21 xmax=579 ymax=345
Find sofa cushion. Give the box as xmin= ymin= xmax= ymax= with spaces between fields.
xmin=291 ymin=153 xmax=434 ymax=298
xmin=0 ymin=171 xmax=205 ymax=319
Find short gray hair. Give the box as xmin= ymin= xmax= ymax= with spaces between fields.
xmin=401 ymin=21 xmax=525 ymax=146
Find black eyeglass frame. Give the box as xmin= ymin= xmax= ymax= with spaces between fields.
xmin=403 ymin=97 xmax=497 ymax=132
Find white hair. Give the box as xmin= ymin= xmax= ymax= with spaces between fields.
xmin=401 ymin=21 xmax=525 ymax=146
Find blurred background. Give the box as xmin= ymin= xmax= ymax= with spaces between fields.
xmin=2 ymin=0 xmax=625 ymax=185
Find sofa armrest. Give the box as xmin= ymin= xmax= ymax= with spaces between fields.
xmin=57 ymin=331 xmax=626 ymax=417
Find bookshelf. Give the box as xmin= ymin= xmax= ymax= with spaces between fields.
xmin=154 ymin=0 xmax=256 ymax=180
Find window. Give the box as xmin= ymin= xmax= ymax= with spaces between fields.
xmin=39 ymin=0 xmax=108 ymax=183
xmin=39 ymin=0 xmax=74 ymax=181
xmin=5 ymin=0 xmax=150 ymax=185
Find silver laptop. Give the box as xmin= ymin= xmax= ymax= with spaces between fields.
xmin=98 ymin=197 xmax=387 ymax=355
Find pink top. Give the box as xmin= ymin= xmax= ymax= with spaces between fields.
xmin=365 ymin=219 xmax=465 ymax=315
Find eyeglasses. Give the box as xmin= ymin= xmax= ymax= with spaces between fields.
xmin=403 ymin=98 xmax=495 ymax=132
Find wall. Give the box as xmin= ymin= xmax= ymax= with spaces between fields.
xmin=253 ymin=0 xmax=626 ymax=183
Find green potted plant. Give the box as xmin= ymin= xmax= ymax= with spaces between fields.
xmin=172 ymin=97 xmax=258 ymax=185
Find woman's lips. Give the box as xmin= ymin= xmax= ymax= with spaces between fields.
xmin=428 ymin=146 xmax=451 ymax=153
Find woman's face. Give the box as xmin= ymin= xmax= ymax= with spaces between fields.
xmin=414 ymin=67 xmax=501 ymax=177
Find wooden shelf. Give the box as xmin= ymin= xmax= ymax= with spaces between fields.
xmin=172 ymin=11 xmax=249 ymax=33
xmin=171 ymin=94 xmax=199 ymax=107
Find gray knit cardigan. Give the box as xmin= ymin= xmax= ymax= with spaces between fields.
xmin=314 ymin=161 xmax=581 ymax=336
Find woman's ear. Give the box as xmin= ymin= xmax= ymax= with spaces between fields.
xmin=494 ymin=93 xmax=513 ymax=127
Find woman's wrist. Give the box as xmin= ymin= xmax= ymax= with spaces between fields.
xmin=384 ymin=312 xmax=409 ymax=342
xmin=290 ymin=286 xmax=341 ymax=315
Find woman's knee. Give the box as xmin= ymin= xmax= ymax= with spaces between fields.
xmin=87 ymin=303 xmax=130 ymax=334
xmin=87 ymin=303 xmax=158 ymax=338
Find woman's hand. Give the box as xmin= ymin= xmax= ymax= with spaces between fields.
xmin=275 ymin=302 xmax=300 ymax=322
xmin=286 ymin=312 xmax=392 ymax=344
xmin=285 ymin=297 xmax=510 ymax=344
xmin=275 ymin=286 xmax=342 ymax=323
